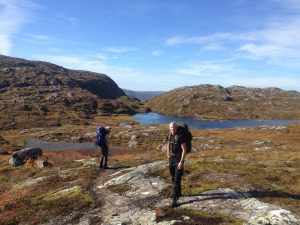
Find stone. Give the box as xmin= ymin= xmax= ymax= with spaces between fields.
xmin=9 ymin=147 xmax=42 ymax=166
xmin=85 ymin=132 xmax=96 ymax=138
xmin=36 ymin=160 xmax=52 ymax=168
xmin=71 ymin=136 xmax=84 ymax=142
xmin=128 ymin=140 xmax=138 ymax=148
xmin=19 ymin=176 xmax=47 ymax=187
xmin=225 ymin=96 xmax=234 ymax=101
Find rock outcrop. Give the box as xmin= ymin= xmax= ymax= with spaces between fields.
xmin=0 ymin=54 xmax=125 ymax=99
xmin=0 ymin=55 xmax=143 ymax=129
xmin=147 ymin=84 xmax=300 ymax=120
xmin=9 ymin=147 xmax=42 ymax=166
xmin=94 ymin=161 xmax=300 ymax=225
xmin=10 ymin=158 xmax=300 ymax=224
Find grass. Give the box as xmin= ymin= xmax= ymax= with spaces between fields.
xmin=0 ymin=118 xmax=300 ymax=223
xmin=0 ymin=119 xmax=166 ymax=224
xmin=0 ymin=148 xmax=100 ymax=225
xmin=168 ymin=125 xmax=300 ymax=215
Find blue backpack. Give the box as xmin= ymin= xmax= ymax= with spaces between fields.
xmin=96 ymin=125 xmax=106 ymax=146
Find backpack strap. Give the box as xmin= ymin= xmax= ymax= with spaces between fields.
xmin=168 ymin=133 xmax=171 ymax=154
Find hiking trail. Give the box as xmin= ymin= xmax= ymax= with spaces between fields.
xmin=90 ymin=160 xmax=300 ymax=225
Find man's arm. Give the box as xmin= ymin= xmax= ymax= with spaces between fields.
xmin=167 ymin=134 xmax=170 ymax=159
xmin=105 ymin=134 xmax=109 ymax=147
xmin=178 ymin=142 xmax=187 ymax=169
xmin=167 ymin=142 xmax=170 ymax=159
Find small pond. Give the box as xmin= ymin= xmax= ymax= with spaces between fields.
xmin=25 ymin=139 xmax=130 ymax=152
xmin=24 ymin=113 xmax=297 ymax=151
xmin=133 ymin=113 xmax=297 ymax=130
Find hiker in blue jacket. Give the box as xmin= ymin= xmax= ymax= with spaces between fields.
xmin=97 ymin=126 xmax=111 ymax=169
xmin=167 ymin=122 xmax=187 ymax=207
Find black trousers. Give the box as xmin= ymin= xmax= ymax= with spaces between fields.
xmin=99 ymin=143 xmax=108 ymax=168
xmin=169 ymin=156 xmax=183 ymax=200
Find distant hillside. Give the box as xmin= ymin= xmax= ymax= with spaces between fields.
xmin=0 ymin=55 xmax=142 ymax=129
xmin=146 ymin=84 xmax=300 ymax=120
xmin=0 ymin=54 xmax=125 ymax=99
xmin=122 ymin=89 xmax=165 ymax=100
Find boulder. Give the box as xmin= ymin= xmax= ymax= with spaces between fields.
xmin=128 ymin=140 xmax=138 ymax=148
xmin=224 ymin=96 xmax=234 ymax=101
xmin=9 ymin=147 xmax=43 ymax=166
xmin=36 ymin=160 xmax=52 ymax=168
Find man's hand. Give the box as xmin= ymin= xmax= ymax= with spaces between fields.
xmin=178 ymin=161 xmax=184 ymax=169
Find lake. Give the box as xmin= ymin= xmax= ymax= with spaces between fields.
xmin=24 ymin=139 xmax=131 ymax=152
xmin=25 ymin=113 xmax=297 ymax=151
xmin=133 ymin=113 xmax=297 ymax=130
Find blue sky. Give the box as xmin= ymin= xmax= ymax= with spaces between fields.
xmin=0 ymin=0 xmax=300 ymax=91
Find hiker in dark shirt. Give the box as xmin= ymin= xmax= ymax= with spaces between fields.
xmin=167 ymin=122 xmax=187 ymax=207
xmin=99 ymin=126 xmax=110 ymax=169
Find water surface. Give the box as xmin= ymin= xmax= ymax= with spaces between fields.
xmin=25 ymin=139 xmax=129 ymax=152
xmin=133 ymin=113 xmax=297 ymax=130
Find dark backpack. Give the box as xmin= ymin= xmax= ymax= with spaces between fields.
xmin=96 ymin=125 xmax=106 ymax=146
xmin=177 ymin=124 xmax=193 ymax=153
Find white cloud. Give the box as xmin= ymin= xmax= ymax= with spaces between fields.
xmin=25 ymin=34 xmax=55 ymax=42
xmin=67 ymin=17 xmax=78 ymax=29
xmin=165 ymin=33 xmax=257 ymax=46
xmin=0 ymin=35 xmax=11 ymax=54
xmin=31 ymin=53 xmax=300 ymax=92
xmin=177 ymin=61 xmax=243 ymax=77
xmin=273 ymin=0 xmax=300 ymax=10
xmin=37 ymin=54 xmax=109 ymax=73
xmin=102 ymin=47 xmax=138 ymax=53
xmin=95 ymin=53 xmax=107 ymax=60
xmin=237 ymin=17 xmax=300 ymax=67
xmin=202 ymin=44 xmax=225 ymax=51
xmin=33 ymin=53 xmax=177 ymax=91
xmin=220 ymin=75 xmax=300 ymax=91
xmin=30 ymin=34 xmax=51 ymax=41
xmin=166 ymin=14 xmax=300 ymax=69
xmin=238 ymin=43 xmax=283 ymax=60
xmin=151 ymin=50 xmax=162 ymax=56
xmin=0 ymin=0 xmax=38 ymax=54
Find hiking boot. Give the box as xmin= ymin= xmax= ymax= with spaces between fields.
xmin=170 ymin=199 xmax=177 ymax=208
xmin=99 ymin=165 xmax=103 ymax=169
xmin=170 ymin=194 xmax=179 ymax=201
xmin=104 ymin=166 xmax=108 ymax=169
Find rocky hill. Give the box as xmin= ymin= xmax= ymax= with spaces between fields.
xmin=122 ymin=89 xmax=165 ymax=101
xmin=0 ymin=55 xmax=125 ymax=99
xmin=146 ymin=84 xmax=300 ymax=120
xmin=0 ymin=55 xmax=143 ymax=130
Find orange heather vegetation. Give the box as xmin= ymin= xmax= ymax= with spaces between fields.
xmin=0 ymin=115 xmax=299 ymax=224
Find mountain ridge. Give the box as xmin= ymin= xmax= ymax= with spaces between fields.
xmin=0 ymin=55 xmax=142 ymax=130
xmin=146 ymin=84 xmax=300 ymax=120
xmin=0 ymin=54 xmax=125 ymax=99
